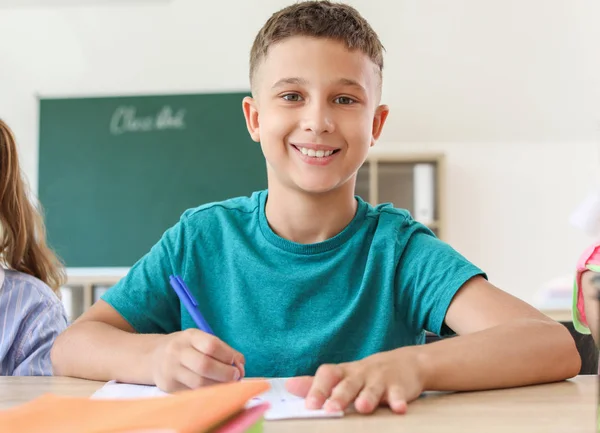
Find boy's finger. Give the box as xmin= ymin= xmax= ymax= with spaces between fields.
xmin=305 ymin=364 xmax=344 ymax=410
xmin=189 ymin=331 xmax=245 ymax=366
xmin=181 ymin=347 xmax=241 ymax=382
xmin=354 ymin=382 xmax=385 ymax=414
xmin=285 ymin=376 xmax=313 ymax=397
xmin=175 ymin=365 xmax=219 ymax=390
xmin=235 ymin=359 xmax=246 ymax=379
xmin=325 ymin=377 xmax=364 ymax=412
xmin=386 ymin=385 xmax=408 ymax=414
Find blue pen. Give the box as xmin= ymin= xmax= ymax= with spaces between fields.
xmin=169 ymin=275 xmax=214 ymax=335
xmin=169 ymin=275 xmax=239 ymax=373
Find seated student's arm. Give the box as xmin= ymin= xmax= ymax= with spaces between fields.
xmin=51 ymin=299 xmax=160 ymax=382
xmin=51 ymin=215 xmax=245 ymax=392
xmin=51 ymin=300 xmax=243 ymax=390
xmin=406 ymin=275 xmax=580 ymax=391
xmin=287 ymin=229 xmax=581 ymax=414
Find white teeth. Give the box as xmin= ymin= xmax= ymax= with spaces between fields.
xmin=297 ymin=146 xmax=336 ymax=158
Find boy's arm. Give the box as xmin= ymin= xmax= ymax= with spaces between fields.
xmin=288 ymin=276 xmax=580 ymax=414
xmin=414 ymin=275 xmax=580 ymax=391
xmin=51 ymin=300 xmax=167 ymax=383
xmin=51 ymin=212 xmax=244 ymax=389
xmin=51 ymin=300 xmax=244 ymax=389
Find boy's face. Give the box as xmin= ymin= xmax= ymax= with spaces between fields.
xmin=243 ymin=36 xmax=389 ymax=195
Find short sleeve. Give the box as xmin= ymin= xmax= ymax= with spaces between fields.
xmin=101 ymin=213 xmax=192 ymax=334
xmin=395 ymin=226 xmax=487 ymax=336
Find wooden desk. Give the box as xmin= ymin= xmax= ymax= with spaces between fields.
xmin=0 ymin=376 xmax=595 ymax=433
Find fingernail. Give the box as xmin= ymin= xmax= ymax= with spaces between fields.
xmin=325 ymin=401 xmax=341 ymax=412
xmin=391 ymin=400 xmax=407 ymax=413
xmin=233 ymin=369 xmax=240 ymax=381
xmin=307 ymin=396 xmax=320 ymax=409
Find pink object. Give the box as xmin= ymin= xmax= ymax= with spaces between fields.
xmin=574 ymin=243 xmax=600 ymax=331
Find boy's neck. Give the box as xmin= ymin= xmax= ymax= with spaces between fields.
xmin=264 ymin=182 xmax=358 ymax=245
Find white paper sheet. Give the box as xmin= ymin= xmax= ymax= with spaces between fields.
xmin=91 ymin=378 xmax=344 ymax=421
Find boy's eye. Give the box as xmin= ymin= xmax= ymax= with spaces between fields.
xmin=334 ymin=96 xmax=355 ymax=105
xmin=282 ymin=93 xmax=303 ymax=102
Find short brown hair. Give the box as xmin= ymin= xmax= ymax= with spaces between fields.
xmin=249 ymin=1 xmax=384 ymax=87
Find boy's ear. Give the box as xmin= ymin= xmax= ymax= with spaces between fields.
xmin=370 ymin=104 xmax=390 ymax=146
xmin=242 ymin=96 xmax=261 ymax=142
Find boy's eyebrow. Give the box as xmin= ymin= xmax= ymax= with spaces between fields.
xmin=271 ymin=77 xmax=366 ymax=92
xmin=271 ymin=77 xmax=309 ymax=89
xmin=335 ymin=78 xmax=367 ymax=92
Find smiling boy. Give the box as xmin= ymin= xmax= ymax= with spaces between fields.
xmin=52 ymin=0 xmax=580 ymax=415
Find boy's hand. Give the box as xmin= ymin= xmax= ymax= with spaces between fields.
xmin=151 ymin=329 xmax=245 ymax=392
xmin=285 ymin=348 xmax=425 ymax=414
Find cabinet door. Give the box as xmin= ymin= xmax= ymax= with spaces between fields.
xmin=377 ymin=162 xmax=416 ymax=213
xmin=355 ymin=163 xmax=371 ymax=202
xmin=377 ymin=161 xmax=439 ymax=235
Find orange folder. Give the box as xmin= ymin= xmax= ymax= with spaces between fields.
xmin=0 ymin=380 xmax=270 ymax=433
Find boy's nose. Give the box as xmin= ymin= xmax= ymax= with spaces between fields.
xmin=300 ymin=103 xmax=335 ymax=135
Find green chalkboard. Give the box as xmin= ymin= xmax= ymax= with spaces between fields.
xmin=38 ymin=92 xmax=267 ymax=267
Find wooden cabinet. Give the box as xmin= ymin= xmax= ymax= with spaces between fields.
xmin=356 ymin=152 xmax=446 ymax=239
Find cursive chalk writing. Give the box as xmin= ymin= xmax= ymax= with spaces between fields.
xmin=109 ymin=105 xmax=186 ymax=135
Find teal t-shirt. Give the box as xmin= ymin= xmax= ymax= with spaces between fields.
xmin=103 ymin=190 xmax=485 ymax=378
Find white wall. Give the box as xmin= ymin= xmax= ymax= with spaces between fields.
xmin=0 ymin=0 xmax=598 ymax=305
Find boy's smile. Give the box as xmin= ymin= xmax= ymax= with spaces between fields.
xmin=290 ymin=142 xmax=341 ymax=166
xmin=243 ymin=35 xmax=389 ymax=195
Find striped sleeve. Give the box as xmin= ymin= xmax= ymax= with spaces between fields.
xmin=0 ymin=271 xmax=68 ymax=376
xmin=12 ymin=302 xmax=68 ymax=376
